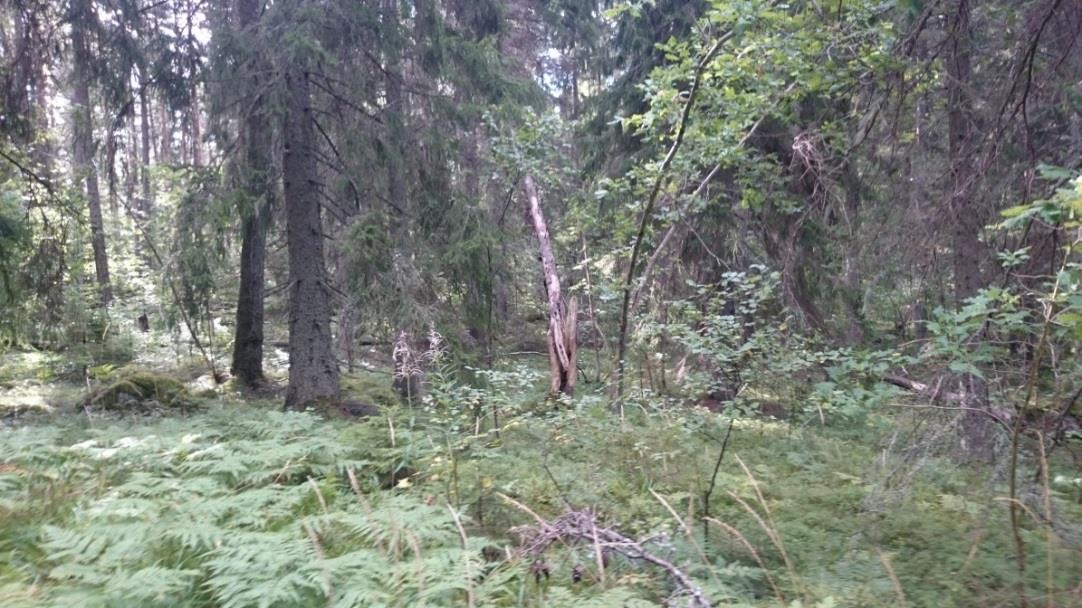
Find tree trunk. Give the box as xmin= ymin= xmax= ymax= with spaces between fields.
xmin=839 ymin=158 xmax=866 ymax=344
xmin=158 ymin=98 xmax=171 ymax=165
xmin=947 ymin=0 xmax=984 ymax=303
xmin=139 ymin=79 xmax=153 ymax=216
xmin=70 ymin=0 xmax=112 ymax=306
xmin=232 ymin=204 xmax=268 ymax=385
xmin=946 ymin=0 xmax=995 ymax=462
xmin=524 ymin=175 xmax=576 ymax=396
xmin=105 ymin=124 xmax=118 ymax=215
xmin=189 ymin=80 xmax=203 ymax=167
xmin=230 ymin=0 xmax=272 ymax=388
xmin=125 ymin=112 xmax=137 ymax=208
xmin=383 ymin=0 xmax=406 ymax=210
xmin=282 ymin=58 xmax=340 ymax=409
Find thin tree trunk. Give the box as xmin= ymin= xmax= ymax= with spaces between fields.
xmin=189 ymin=80 xmax=202 ymax=166
xmin=186 ymin=0 xmax=202 ymax=167
xmin=524 ymin=175 xmax=576 ymax=396
xmin=105 ymin=123 xmax=118 ymax=215
xmin=139 ymin=80 xmax=153 ymax=216
xmin=614 ymin=33 xmax=731 ymax=401
xmin=31 ymin=31 xmax=53 ymax=178
xmin=383 ymin=0 xmax=406 ymax=209
xmin=947 ymin=0 xmax=994 ymax=461
xmin=282 ymin=54 xmax=340 ymax=409
xmin=947 ymin=0 xmax=984 ymax=303
xmin=70 ymin=0 xmax=112 ymax=306
xmin=125 ymin=112 xmax=138 ymax=209
xmin=839 ymin=158 xmax=865 ymax=344
xmin=231 ymin=0 xmax=271 ymax=387
xmin=158 ymin=98 xmax=171 ymax=166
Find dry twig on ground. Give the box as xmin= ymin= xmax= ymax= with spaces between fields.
xmin=508 ymin=506 xmax=712 ymax=608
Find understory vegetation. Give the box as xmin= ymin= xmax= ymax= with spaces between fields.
xmin=1 ymin=343 xmax=1080 ymax=607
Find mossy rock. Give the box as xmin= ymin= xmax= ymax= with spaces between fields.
xmin=341 ymin=371 xmax=401 ymax=408
xmin=81 ymin=370 xmax=198 ymax=414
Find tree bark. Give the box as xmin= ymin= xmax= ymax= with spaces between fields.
xmin=186 ymin=0 xmax=203 ymax=167
xmin=946 ymin=0 xmax=995 ymax=461
xmin=139 ymin=76 xmax=153 ymax=217
xmin=70 ymin=0 xmax=112 ymax=306
xmin=383 ymin=0 xmax=406 ymax=211
xmin=105 ymin=123 xmax=118 ymax=215
xmin=524 ymin=175 xmax=576 ymax=396
xmin=947 ymin=0 xmax=984 ymax=303
xmin=282 ymin=56 xmax=340 ymax=409
xmin=230 ymin=0 xmax=272 ymax=388
xmin=189 ymin=79 xmax=203 ymax=167
xmin=232 ymin=203 xmax=268 ymax=385
xmin=158 ymin=96 xmax=171 ymax=165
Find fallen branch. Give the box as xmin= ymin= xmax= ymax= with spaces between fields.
xmin=881 ymin=374 xmax=1027 ymax=432
xmin=882 ymin=373 xmax=967 ymax=403
xmin=508 ymin=506 xmax=712 ymax=608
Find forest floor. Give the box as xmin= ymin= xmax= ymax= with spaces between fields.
xmin=0 ymin=347 xmax=1080 ymax=607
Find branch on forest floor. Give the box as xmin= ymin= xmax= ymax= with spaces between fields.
xmin=504 ymin=501 xmax=712 ymax=608
xmin=882 ymin=373 xmax=968 ymax=404
xmin=882 ymin=374 xmax=1018 ymax=429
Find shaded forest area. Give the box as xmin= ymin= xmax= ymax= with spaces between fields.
xmin=1 ymin=0 xmax=1081 ymax=606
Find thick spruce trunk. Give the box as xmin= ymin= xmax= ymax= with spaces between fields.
xmin=282 ymin=62 xmax=340 ymax=408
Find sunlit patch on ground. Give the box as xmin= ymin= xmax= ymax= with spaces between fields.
xmin=0 ymin=352 xmax=84 ymax=420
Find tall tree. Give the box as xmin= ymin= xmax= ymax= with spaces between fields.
xmin=69 ymin=0 xmax=112 ymax=306
xmin=281 ymin=8 xmax=339 ymax=409
xmin=138 ymin=68 xmax=152 ymax=216
xmin=946 ymin=0 xmax=984 ymax=303
xmin=946 ymin=0 xmax=994 ymax=461
xmin=229 ymin=0 xmax=272 ymax=388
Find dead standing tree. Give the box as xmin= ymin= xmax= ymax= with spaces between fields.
xmin=523 ymin=175 xmax=577 ymax=397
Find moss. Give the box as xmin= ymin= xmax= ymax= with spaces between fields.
xmin=81 ymin=369 xmax=198 ymax=413
xmin=340 ymin=371 xmax=401 ymax=408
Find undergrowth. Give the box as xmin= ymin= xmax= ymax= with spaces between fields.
xmin=1 ymin=383 xmax=1079 ymax=607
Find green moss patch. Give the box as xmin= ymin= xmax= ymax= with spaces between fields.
xmin=81 ymin=369 xmax=198 ymax=414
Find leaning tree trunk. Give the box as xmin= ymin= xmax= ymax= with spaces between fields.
xmin=524 ymin=175 xmax=577 ymax=397
xmin=230 ymin=0 xmax=272 ymax=388
xmin=946 ymin=0 xmax=995 ymax=462
xmin=282 ymin=59 xmax=340 ymax=409
xmin=70 ymin=0 xmax=112 ymax=307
